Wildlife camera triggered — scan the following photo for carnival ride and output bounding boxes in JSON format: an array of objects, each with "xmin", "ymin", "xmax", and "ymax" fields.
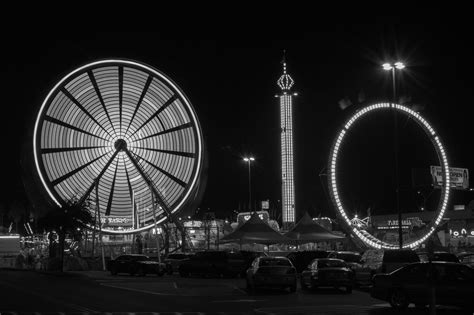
[
  {"xmin": 328, "ymin": 103, "xmax": 450, "ymax": 249},
  {"xmin": 33, "ymin": 59, "xmax": 205, "ymax": 241}
]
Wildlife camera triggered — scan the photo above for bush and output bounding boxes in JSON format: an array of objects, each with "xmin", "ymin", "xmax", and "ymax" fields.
[
  {"xmin": 45, "ymin": 257, "xmax": 62, "ymax": 271},
  {"xmin": 63, "ymin": 256, "xmax": 88, "ymax": 271},
  {"xmin": 14, "ymin": 254, "xmax": 26, "ymax": 269}
]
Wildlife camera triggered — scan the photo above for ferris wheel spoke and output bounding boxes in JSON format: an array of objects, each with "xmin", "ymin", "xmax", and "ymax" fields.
[
  {"xmin": 88, "ymin": 70, "xmax": 118, "ymax": 136},
  {"xmin": 78, "ymin": 149, "xmax": 121, "ymax": 204},
  {"xmin": 136, "ymin": 147, "xmax": 196, "ymax": 158},
  {"xmin": 124, "ymin": 148, "xmax": 172, "ymax": 211},
  {"xmin": 60, "ymin": 88, "xmax": 114, "ymax": 139},
  {"xmin": 136, "ymin": 153, "xmax": 186, "ymax": 187},
  {"xmin": 44, "ymin": 116, "xmax": 109, "ymax": 141},
  {"xmin": 128, "ymin": 94, "xmax": 178, "ymax": 139},
  {"xmin": 137, "ymin": 122, "xmax": 193, "ymax": 142},
  {"xmin": 105, "ymin": 158, "xmax": 120, "ymax": 216},
  {"xmin": 119, "ymin": 66, "xmax": 123, "ymax": 137},
  {"xmin": 41, "ymin": 146, "xmax": 107, "ymax": 154},
  {"xmin": 51, "ymin": 151, "xmax": 109, "ymax": 186},
  {"xmin": 124, "ymin": 75, "xmax": 153, "ymax": 136},
  {"xmin": 123, "ymin": 158, "xmax": 134, "ymax": 202}
]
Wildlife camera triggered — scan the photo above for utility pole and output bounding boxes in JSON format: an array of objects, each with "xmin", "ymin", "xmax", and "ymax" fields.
[
  {"xmin": 383, "ymin": 62, "xmax": 405, "ymax": 249},
  {"xmin": 150, "ymin": 190, "xmax": 161, "ymax": 263},
  {"xmin": 95, "ymin": 178, "xmax": 106, "ymax": 271}
]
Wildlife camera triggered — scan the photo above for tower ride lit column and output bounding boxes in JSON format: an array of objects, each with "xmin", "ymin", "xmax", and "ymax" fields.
[{"xmin": 276, "ymin": 54, "xmax": 297, "ymax": 230}]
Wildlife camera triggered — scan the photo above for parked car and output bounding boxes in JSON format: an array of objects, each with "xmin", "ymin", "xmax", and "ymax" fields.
[
  {"xmin": 300, "ymin": 258, "xmax": 354, "ymax": 293},
  {"xmin": 163, "ymin": 253, "xmax": 194, "ymax": 274},
  {"xmin": 286, "ymin": 250, "xmax": 329, "ymax": 273},
  {"xmin": 371, "ymin": 262, "xmax": 474, "ymax": 310},
  {"xmin": 417, "ymin": 251, "xmax": 460, "ymax": 263},
  {"xmin": 354, "ymin": 249, "xmax": 420, "ymax": 286},
  {"xmin": 237, "ymin": 250, "xmax": 268, "ymax": 277},
  {"xmin": 327, "ymin": 251, "xmax": 362, "ymax": 270},
  {"xmin": 457, "ymin": 251, "xmax": 474, "ymax": 268},
  {"xmin": 178, "ymin": 250, "xmax": 246, "ymax": 278},
  {"xmin": 246, "ymin": 256, "xmax": 297, "ymax": 294},
  {"xmin": 107, "ymin": 254, "xmax": 167, "ymax": 276}
]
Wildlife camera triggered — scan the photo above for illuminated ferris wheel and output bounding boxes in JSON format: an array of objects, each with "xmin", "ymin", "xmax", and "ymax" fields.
[{"xmin": 33, "ymin": 59, "xmax": 204, "ymax": 234}]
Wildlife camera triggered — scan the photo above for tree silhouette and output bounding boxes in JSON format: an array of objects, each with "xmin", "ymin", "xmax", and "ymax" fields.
[{"xmin": 38, "ymin": 196, "xmax": 95, "ymax": 271}]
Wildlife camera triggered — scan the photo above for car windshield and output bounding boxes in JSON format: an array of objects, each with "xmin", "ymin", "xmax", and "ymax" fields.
[
  {"xmin": 337, "ymin": 253, "xmax": 361, "ymax": 263},
  {"xmin": 195, "ymin": 251, "xmax": 227, "ymax": 259},
  {"xmin": 131, "ymin": 256, "xmax": 150, "ymax": 261},
  {"xmin": 433, "ymin": 253, "xmax": 459, "ymax": 262},
  {"xmin": 167, "ymin": 254, "xmax": 187, "ymax": 259},
  {"xmin": 259, "ymin": 258, "xmax": 291, "ymax": 267},
  {"xmin": 318, "ymin": 259, "xmax": 346, "ymax": 268},
  {"xmin": 383, "ymin": 250, "xmax": 419, "ymax": 263}
]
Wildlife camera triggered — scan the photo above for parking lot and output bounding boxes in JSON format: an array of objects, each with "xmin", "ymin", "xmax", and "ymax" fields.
[{"xmin": 1, "ymin": 269, "xmax": 473, "ymax": 314}]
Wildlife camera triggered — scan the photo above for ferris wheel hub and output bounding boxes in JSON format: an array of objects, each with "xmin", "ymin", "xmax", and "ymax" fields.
[{"xmin": 114, "ymin": 139, "xmax": 127, "ymax": 151}]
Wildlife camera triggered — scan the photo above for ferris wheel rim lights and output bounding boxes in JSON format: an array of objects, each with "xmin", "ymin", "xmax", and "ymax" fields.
[
  {"xmin": 328, "ymin": 102, "xmax": 450, "ymax": 249},
  {"xmin": 33, "ymin": 59, "xmax": 204, "ymax": 234}
]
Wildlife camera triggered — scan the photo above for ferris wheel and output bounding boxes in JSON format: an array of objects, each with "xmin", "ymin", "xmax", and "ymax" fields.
[{"xmin": 33, "ymin": 59, "xmax": 204, "ymax": 234}]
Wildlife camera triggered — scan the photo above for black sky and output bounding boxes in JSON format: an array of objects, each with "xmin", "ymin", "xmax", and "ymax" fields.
[{"xmin": 2, "ymin": 16, "xmax": 474, "ymax": 222}]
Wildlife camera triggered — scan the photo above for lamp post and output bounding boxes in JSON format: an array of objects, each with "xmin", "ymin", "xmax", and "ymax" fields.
[
  {"xmin": 383, "ymin": 61, "xmax": 405, "ymax": 249},
  {"xmin": 243, "ymin": 157, "xmax": 255, "ymax": 212}
]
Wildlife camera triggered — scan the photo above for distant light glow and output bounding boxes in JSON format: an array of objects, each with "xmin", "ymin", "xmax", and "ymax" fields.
[
  {"xmin": 328, "ymin": 103, "xmax": 450, "ymax": 249},
  {"xmin": 382, "ymin": 63, "xmax": 393, "ymax": 70}
]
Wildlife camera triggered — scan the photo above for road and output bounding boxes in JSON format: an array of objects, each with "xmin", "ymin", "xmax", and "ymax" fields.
[{"xmin": 0, "ymin": 269, "xmax": 470, "ymax": 314}]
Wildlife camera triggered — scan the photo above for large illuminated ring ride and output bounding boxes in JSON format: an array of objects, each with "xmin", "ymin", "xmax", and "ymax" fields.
[
  {"xmin": 33, "ymin": 59, "xmax": 204, "ymax": 234},
  {"xmin": 328, "ymin": 103, "xmax": 450, "ymax": 249}
]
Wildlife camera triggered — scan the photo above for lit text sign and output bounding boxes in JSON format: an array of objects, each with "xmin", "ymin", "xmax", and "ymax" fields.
[
  {"xmin": 431, "ymin": 166, "xmax": 469, "ymax": 190},
  {"xmin": 376, "ymin": 217, "xmax": 423, "ymax": 230},
  {"xmin": 100, "ymin": 217, "xmax": 132, "ymax": 225}
]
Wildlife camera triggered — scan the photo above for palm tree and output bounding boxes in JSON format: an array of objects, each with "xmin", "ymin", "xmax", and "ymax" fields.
[{"xmin": 38, "ymin": 196, "xmax": 95, "ymax": 271}]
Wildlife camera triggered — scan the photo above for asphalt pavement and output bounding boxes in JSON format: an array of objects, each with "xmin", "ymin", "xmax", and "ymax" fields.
[{"xmin": 0, "ymin": 269, "xmax": 471, "ymax": 315}]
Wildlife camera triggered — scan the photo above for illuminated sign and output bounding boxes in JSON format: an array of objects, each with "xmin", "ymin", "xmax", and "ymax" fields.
[
  {"xmin": 376, "ymin": 217, "xmax": 423, "ymax": 230},
  {"xmin": 101, "ymin": 216, "xmax": 132, "ymax": 225},
  {"xmin": 431, "ymin": 166, "xmax": 469, "ymax": 190},
  {"xmin": 449, "ymin": 228, "xmax": 474, "ymax": 237},
  {"xmin": 237, "ymin": 211, "xmax": 269, "ymax": 224},
  {"xmin": 0, "ymin": 235, "xmax": 20, "ymax": 254}
]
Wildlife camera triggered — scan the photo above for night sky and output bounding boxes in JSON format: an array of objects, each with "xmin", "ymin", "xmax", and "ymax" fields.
[{"xmin": 2, "ymin": 17, "xmax": 474, "ymax": 223}]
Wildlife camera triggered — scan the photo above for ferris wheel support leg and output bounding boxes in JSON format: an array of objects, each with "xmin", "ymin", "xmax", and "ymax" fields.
[{"xmin": 124, "ymin": 148, "xmax": 192, "ymax": 251}]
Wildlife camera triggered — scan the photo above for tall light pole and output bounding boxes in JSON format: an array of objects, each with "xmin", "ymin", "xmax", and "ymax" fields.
[
  {"xmin": 383, "ymin": 61, "xmax": 405, "ymax": 249},
  {"xmin": 243, "ymin": 157, "xmax": 255, "ymax": 212}
]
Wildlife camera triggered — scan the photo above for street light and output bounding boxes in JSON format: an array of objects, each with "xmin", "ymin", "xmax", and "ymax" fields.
[
  {"xmin": 382, "ymin": 62, "xmax": 405, "ymax": 101},
  {"xmin": 383, "ymin": 61, "xmax": 405, "ymax": 249},
  {"xmin": 243, "ymin": 157, "xmax": 255, "ymax": 212}
]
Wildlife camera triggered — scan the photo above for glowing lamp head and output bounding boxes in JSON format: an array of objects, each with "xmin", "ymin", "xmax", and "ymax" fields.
[
  {"xmin": 243, "ymin": 157, "xmax": 255, "ymax": 162},
  {"xmin": 395, "ymin": 62, "xmax": 405, "ymax": 69},
  {"xmin": 382, "ymin": 63, "xmax": 393, "ymax": 71}
]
